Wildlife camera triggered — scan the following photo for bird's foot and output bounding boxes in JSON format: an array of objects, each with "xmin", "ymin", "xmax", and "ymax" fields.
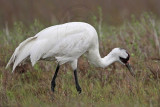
[
  {"xmin": 51, "ymin": 81, "xmax": 56, "ymax": 92},
  {"xmin": 76, "ymin": 85, "xmax": 82, "ymax": 94}
]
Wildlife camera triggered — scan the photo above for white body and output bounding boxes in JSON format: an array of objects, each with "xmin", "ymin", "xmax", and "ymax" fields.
[{"xmin": 6, "ymin": 22, "xmax": 129, "ymax": 72}]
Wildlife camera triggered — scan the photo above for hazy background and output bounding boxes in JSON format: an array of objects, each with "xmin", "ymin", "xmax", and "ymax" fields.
[
  {"xmin": 0, "ymin": 0, "xmax": 160, "ymax": 28},
  {"xmin": 1, "ymin": 0, "xmax": 160, "ymax": 106}
]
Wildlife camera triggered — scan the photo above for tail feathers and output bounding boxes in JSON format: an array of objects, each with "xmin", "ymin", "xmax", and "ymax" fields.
[
  {"xmin": 12, "ymin": 49, "xmax": 30, "ymax": 72},
  {"xmin": 6, "ymin": 36, "xmax": 37, "ymax": 72},
  {"xmin": 5, "ymin": 45, "xmax": 21, "ymax": 69},
  {"xmin": 5, "ymin": 50, "xmax": 16, "ymax": 69}
]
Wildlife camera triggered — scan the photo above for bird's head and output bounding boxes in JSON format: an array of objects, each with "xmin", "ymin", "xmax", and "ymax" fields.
[{"xmin": 111, "ymin": 48, "xmax": 135, "ymax": 77}]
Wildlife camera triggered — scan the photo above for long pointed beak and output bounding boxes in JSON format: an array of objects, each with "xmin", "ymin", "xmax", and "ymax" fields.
[{"xmin": 125, "ymin": 62, "xmax": 135, "ymax": 77}]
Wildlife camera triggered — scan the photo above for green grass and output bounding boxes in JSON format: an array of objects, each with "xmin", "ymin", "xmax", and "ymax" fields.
[{"xmin": 0, "ymin": 14, "xmax": 160, "ymax": 107}]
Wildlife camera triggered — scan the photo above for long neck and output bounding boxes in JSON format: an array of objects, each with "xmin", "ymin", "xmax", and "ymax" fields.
[{"xmin": 88, "ymin": 49, "xmax": 116, "ymax": 68}]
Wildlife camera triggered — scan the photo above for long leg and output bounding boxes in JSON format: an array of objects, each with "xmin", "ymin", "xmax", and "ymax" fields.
[
  {"xmin": 74, "ymin": 69, "xmax": 82, "ymax": 94},
  {"xmin": 71, "ymin": 60, "xmax": 81, "ymax": 94},
  {"xmin": 51, "ymin": 64, "xmax": 60, "ymax": 92}
]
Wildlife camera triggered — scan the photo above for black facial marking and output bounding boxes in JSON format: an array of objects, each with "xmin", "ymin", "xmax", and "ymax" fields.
[{"xmin": 119, "ymin": 52, "xmax": 130, "ymax": 64}]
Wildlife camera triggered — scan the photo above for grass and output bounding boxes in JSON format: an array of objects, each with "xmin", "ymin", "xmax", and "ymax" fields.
[{"xmin": 0, "ymin": 14, "xmax": 160, "ymax": 107}]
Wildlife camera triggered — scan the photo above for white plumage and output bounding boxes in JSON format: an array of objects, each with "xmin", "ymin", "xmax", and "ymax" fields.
[{"xmin": 6, "ymin": 22, "xmax": 133, "ymax": 74}]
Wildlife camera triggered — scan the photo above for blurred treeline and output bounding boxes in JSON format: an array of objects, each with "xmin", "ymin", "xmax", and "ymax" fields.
[{"xmin": 0, "ymin": 0, "xmax": 160, "ymax": 28}]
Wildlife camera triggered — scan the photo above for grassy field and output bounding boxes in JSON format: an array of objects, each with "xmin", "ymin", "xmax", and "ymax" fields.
[{"xmin": 0, "ymin": 14, "xmax": 160, "ymax": 107}]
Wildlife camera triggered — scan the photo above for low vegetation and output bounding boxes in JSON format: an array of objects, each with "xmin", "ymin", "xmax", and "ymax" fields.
[{"xmin": 0, "ymin": 13, "xmax": 160, "ymax": 107}]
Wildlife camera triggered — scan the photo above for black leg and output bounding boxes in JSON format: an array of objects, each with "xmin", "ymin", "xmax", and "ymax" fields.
[
  {"xmin": 74, "ymin": 69, "xmax": 82, "ymax": 94},
  {"xmin": 51, "ymin": 64, "xmax": 60, "ymax": 92}
]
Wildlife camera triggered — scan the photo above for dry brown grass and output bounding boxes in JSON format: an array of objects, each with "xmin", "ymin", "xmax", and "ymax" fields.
[{"xmin": 0, "ymin": 13, "xmax": 160, "ymax": 106}]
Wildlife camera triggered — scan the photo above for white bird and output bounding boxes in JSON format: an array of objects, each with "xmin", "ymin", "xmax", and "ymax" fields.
[{"xmin": 6, "ymin": 22, "xmax": 135, "ymax": 93}]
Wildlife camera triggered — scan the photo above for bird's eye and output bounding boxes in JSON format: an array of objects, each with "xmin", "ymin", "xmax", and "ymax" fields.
[
  {"xmin": 119, "ymin": 52, "xmax": 130, "ymax": 64},
  {"xmin": 119, "ymin": 56, "xmax": 129, "ymax": 64}
]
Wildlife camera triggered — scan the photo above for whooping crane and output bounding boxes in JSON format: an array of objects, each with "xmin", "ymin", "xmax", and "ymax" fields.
[{"xmin": 6, "ymin": 22, "xmax": 135, "ymax": 93}]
